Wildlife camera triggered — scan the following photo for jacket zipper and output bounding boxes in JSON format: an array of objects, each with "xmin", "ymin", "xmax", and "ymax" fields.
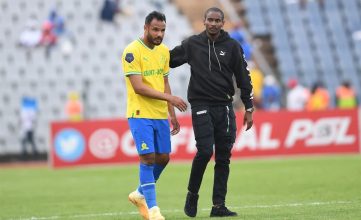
[
  {"xmin": 208, "ymin": 39, "xmax": 211, "ymax": 71},
  {"xmin": 226, "ymin": 106, "xmax": 230, "ymax": 133},
  {"xmin": 208, "ymin": 40, "xmax": 222, "ymax": 71},
  {"xmin": 213, "ymin": 41, "xmax": 222, "ymax": 71}
]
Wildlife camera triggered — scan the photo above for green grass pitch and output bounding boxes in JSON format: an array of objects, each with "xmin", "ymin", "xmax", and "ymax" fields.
[{"xmin": 0, "ymin": 155, "xmax": 360, "ymax": 220}]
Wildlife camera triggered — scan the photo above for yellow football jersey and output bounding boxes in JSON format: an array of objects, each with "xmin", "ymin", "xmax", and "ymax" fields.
[{"xmin": 122, "ymin": 39, "xmax": 170, "ymax": 119}]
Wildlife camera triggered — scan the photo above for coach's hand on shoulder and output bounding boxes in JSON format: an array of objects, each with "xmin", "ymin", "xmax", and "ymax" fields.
[
  {"xmin": 243, "ymin": 111, "xmax": 253, "ymax": 131},
  {"xmin": 169, "ymin": 96, "xmax": 187, "ymax": 112}
]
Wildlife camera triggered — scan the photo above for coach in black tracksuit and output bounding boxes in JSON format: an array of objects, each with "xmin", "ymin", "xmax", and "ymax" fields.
[{"xmin": 170, "ymin": 7, "xmax": 254, "ymax": 218}]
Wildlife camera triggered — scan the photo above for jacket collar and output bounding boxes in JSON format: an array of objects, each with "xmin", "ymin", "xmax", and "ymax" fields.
[{"xmin": 199, "ymin": 29, "xmax": 230, "ymax": 43}]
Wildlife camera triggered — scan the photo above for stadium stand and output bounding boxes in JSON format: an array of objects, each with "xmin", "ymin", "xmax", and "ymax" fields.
[
  {"xmin": 2, "ymin": 0, "xmax": 360, "ymax": 158},
  {"xmin": 242, "ymin": 0, "xmax": 361, "ymax": 104},
  {"xmin": 0, "ymin": 0, "xmax": 192, "ymax": 155}
]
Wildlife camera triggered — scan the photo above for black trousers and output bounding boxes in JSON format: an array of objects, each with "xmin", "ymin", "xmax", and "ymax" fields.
[{"xmin": 188, "ymin": 104, "xmax": 237, "ymax": 205}]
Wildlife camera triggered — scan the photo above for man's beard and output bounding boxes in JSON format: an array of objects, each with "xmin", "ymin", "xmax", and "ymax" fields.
[{"xmin": 147, "ymin": 34, "xmax": 162, "ymax": 46}]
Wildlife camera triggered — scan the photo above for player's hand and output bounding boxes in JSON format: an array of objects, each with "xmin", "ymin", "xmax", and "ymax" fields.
[
  {"xmin": 170, "ymin": 117, "xmax": 180, "ymax": 135},
  {"xmin": 169, "ymin": 96, "xmax": 187, "ymax": 112},
  {"xmin": 243, "ymin": 111, "xmax": 253, "ymax": 131}
]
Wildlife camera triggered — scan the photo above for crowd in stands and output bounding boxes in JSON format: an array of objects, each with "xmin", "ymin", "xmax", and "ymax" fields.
[
  {"xmin": 18, "ymin": 7, "xmax": 74, "ymax": 59},
  {"xmin": 15, "ymin": 1, "xmax": 359, "ymax": 118},
  {"xmin": 248, "ymin": 74, "xmax": 358, "ymax": 112},
  {"xmin": 228, "ymin": 19, "xmax": 358, "ymax": 112}
]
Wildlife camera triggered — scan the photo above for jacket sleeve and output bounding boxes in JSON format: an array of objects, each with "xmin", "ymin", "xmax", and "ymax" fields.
[
  {"xmin": 232, "ymin": 45, "xmax": 254, "ymax": 109},
  {"xmin": 169, "ymin": 39, "xmax": 189, "ymax": 68}
]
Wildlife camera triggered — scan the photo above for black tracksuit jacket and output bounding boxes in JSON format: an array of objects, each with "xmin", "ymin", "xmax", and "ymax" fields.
[{"xmin": 170, "ymin": 30, "xmax": 253, "ymax": 109}]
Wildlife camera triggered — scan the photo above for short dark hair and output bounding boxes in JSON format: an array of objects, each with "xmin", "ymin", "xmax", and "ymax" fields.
[
  {"xmin": 204, "ymin": 7, "xmax": 224, "ymax": 20},
  {"xmin": 145, "ymin": 11, "xmax": 166, "ymax": 24}
]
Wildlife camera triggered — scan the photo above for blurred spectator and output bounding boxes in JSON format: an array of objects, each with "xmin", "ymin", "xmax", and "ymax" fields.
[
  {"xmin": 248, "ymin": 61, "xmax": 264, "ymax": 109},
  {"xmin": 18, "ymin": 18, "xmax": 41, "ymax": 48},
  {"xmin": 47, "ymin": 8, "xmax": 76, "ymax": 57},
  {"xmin": 20, "ymin": 96, "xmax": 38, "ymax": 158},
  {"xmin": 18, "ymin": 18, "xmax": 41, "ymax": 60},
  {"xmin": 336, "ymin": 81, "xmax": 357, "ymax": 109},
  {"xmin": 48, "ymin": 8, "xmax": 66, "ymax": 37},
  {"xmin": 286, "ymin": 78, "xmax": 310, "ymax": 111},
  {"xmin": 65, "ymin": 91, "xmax": 83, "ymax": 122},
  {"xmin": 39, "ymin": 21, "xmax": 57, "ymax": 58},
  {"xmin": 229, "ymin": 22, "xmax": 252, "ymax": 61},
  {"xmin": 261, "ymin": 75, "xmax": 281, "ymax": 110},
  {"xmin": 306, "ymin": 82, "xmax": 330, "ymax": 110},
  {"xmin": 100, "ymin": 0, "xmax": 121, "ymax": 23}
]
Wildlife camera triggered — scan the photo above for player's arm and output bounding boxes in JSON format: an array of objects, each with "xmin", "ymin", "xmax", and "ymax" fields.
[
  {"xmin": 128, "ymin": 75, "xmax": 187, "ymax": 112},
  {"xmin": 164, "ymin": 76, "xmax": 180, "ymax": 135}
]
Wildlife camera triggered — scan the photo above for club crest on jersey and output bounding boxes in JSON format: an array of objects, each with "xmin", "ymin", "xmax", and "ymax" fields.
[
  {"xmin": 141, "ymin": 142, "xmax": 149, "ymax": 151},
  {"xmin": 125, "ymin": 53, "xmax": 134, "ymax": 63}
]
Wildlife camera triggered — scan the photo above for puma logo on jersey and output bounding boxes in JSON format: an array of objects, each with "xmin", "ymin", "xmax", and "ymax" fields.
[{"xmin": 220, "ymin": 51, "xmax": 226, "ymax": 56}]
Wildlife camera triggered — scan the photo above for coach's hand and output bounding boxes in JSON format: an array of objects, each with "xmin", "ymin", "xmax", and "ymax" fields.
[
  {"xmin": 170, "ymin": 116, "xmax": 180, "ymax": 135},
  {"xmin": 243, "ymin": 111, "xmax": 253, "ymax": 131},
  {"xmin": 169, "ymin": 96, "xmax": 187, "ymax": 112}
]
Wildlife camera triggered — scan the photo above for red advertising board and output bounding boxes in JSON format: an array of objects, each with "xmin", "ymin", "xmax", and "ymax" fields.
[{"xmin": 50, "ymin": 109, "xmax": 360, "ymax": 168}]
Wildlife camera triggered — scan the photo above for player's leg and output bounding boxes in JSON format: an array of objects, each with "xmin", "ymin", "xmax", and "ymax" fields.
[
  {"xmin": 153, "ymin": 119, "xmax": 171, "ymax": 181},
  {"xmin": 144, "ymin": 119, "xmax": 171, "ymax": 220},
  {"xmin": 139, "ymin": 153, "xmax": 157, "ymax": 208},
  {"xmin": 138, "ymin": 119, "xmax": 171, "ymax": 196},
  {"xmin": 185, "ymin": 105, "xmax": 215, "ymax": 217},
  {"xmin": 211, "ymin": 105, "xmax": 237, "ymax": 217},
  {"xmin": 145, "ymin": 154, "xmax": 167, "ymax": 220},
  {"xmin": 128, "ymin": 118, "xmax": 157, "ymax": 220}
]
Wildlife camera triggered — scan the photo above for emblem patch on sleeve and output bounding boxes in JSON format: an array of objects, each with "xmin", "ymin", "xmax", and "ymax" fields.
[{"xmin": 125, "ymin": 53, "xmax": 134, "ymax": 63}]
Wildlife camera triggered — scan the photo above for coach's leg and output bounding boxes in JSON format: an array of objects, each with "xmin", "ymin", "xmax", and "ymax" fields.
[
  {"xmin": 185, "ymin": 106, "xmax": 214, "ymax": 217},
  {"xmin": 212, "ymin": 105, "xmax": 236, "ymax": 205},
  {"xmin": 210, "ymin": 105, "xmax": 237, "ymax": 217},
  {"xmin": 188, "ymin": 106, "xmax": 214, "ymax": 194},
  {"xmin": 184, "ymin": 142, "xmax": 214, "ymax": 217},
  {"xmin": 213, "ymin": 142, "xmax": 232, "ymax": 205},
  {"xmin": 188, "ymin": 144, "xmax": 214, "ymax": 193}
]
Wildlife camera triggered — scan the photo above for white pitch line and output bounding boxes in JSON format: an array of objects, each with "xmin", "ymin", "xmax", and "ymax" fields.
[{"xmin": 9, "ymin": 201, "xmax": 354, "ymax": 220}]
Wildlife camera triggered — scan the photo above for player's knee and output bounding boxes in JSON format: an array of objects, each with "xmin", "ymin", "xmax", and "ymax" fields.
[
  {"xmin": 155, "ymin": 154, "xmax": 170, "ymax": 166},
  {"xmin": 140, "ymin": 153, "xmax": 155, "ymax": 165}
]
